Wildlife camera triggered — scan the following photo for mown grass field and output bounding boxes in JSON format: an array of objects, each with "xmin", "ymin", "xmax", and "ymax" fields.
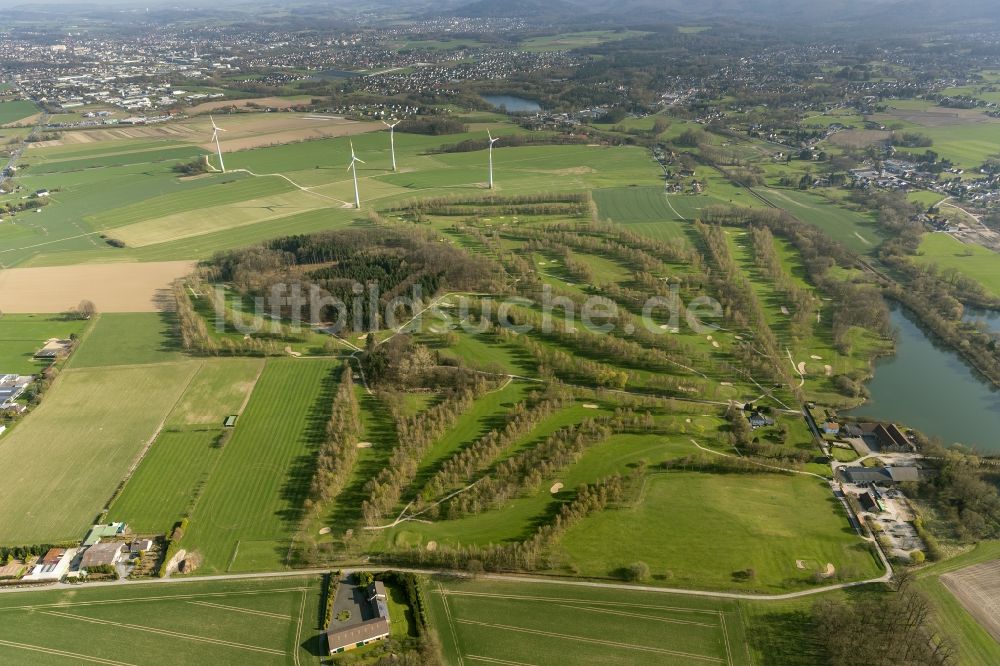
[
  {"xmin": 0, "ymin": 362, "xmax": 199, "ymax": 543},
  {"xmin": 557, "ymin": 473, "xmax": 883, "ymax": 593},
  {"xmin": 426, "ymin": 576, "xmax": 751, "ymax": 666},
  {"xmin": 0, "ymin": 313, "xmax": 87, "ymax": 374},
  {"xmin": 914, "ymin": 232, "xmax": 1000, "ymax": 299},
  {"xmin": 0, "ymin": 574, "xmax": 324, "ymax": 664},
  {"xmin": 183, "ymin": 358, "xmax": 339, "ymax": 573}
]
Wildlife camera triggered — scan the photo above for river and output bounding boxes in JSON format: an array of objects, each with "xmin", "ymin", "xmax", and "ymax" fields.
[
  {"xmin": 845, "ymin": 306, "xmax": 1000, "ymax": 453},
  {"xmin": 964, "ymin": 307, "xmax": 1000, "ymax": 335},
  {"xmin": 482, "ymin": 95, "xmax": 542, "ymax": 113}
]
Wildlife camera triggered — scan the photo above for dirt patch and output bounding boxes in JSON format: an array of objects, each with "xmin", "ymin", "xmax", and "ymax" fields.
[
  {"xmin": 882, "ymin": 106, "xmax": 997, "ymax": 127},
  {"xmin": 0, "ymin": 260, "xmax": 195, "ymax": 313},
  {"xmin": 828, "ymin": 129, "xmax": 891, "ymax": 149},
  {"xmin": 940, "ymin": 559, "xmax": 1000, "ymax": 643},
  {"xmin": 550, "ymin": 482, "xmax": 564, "ymax": 494},
  {"xmin": 550, "ymin": 166, "xmax": 596, "ymax": 176}
]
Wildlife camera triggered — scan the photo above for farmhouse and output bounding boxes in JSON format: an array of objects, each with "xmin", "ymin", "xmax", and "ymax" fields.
[
  {"xmin": 822, "ymin": 422, "xmax": 841, "ymax": 436},
  {"xmin": 130, "ymin": 538, "xmax": 154, "ymax": 555},
  {"xmin": 326, "ymin": 581, "xmax": 392, "ymax": 655},
  {"xmin": 0, "ymin": 374, "xmax": 32, "ymax": 406},
  {"xmin": 22, "ymin": 547, "xmax": 77, "ymax": 581},
  {"xmin": 842, "ymin": 466, "xmax": 922, "ymax": 486},
  {"xmin": 872, "ymin": 423, "xmax": 915, "ymax": 453},
  {"xmin": 80, "ymin": 542, "xmax": 128, "ymax": 571}
]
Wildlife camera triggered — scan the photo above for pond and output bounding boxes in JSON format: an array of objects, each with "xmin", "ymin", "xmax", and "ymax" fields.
[
  {"xmin": 845, "ymin": 306, "xmax": 1000, "ymax": 453},
  {"xmin": 482, "ymin": 95, "xmax": 542, "ymax": 113}
]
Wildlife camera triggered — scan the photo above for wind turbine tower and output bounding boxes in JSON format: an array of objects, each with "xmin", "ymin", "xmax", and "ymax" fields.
[
  {"xmin": 487, "ymin": 130, "xmax": 500, "ymax": 190},
  {"xmin": 348, "ymin": 140, "xmax": 366, "ymax": 209},
  {"xmin": 383, "ymin": 119, "xmax": 400, "ymax": 171},
  {"xmin": 210, "ymin": 115, "xmax": 227, "ymax": 173}
]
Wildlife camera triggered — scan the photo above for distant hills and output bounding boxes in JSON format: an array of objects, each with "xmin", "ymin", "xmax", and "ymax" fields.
[{"xmin": 444, "ymin": 0, "xmax": 999, "ymax": 31}]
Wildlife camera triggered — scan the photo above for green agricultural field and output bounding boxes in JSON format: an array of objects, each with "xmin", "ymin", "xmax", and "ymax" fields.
[
  {"xmin": 0, "ymin": 362, "xmax": 200, "ymax": 544},
  {"xmin": 0, "ymin": 99, "xmax": 38, "ymax": 125},
  {"xmin": 756, "ymin": 187, "xmax": 885, "ymax": 254},
  {"xmin": 519, "ymin": 30, "xmax": 650, "ymax": 52},
  {"xmin": 0, "ymin": 574, "xmax": 324, "ymax": 664},
  {"xmin": 914, "ymin": 541, "xmax": 1000, "ymax": 666},
  {"xmin": 914, "ymin": 232, "xmax": 1000, "ymax": 299},
  {"xmin": 182, "ymin": 358, "xmax": 339, "ymax": 573},
  {"xmin": 88, "ymin": 174, "xmax": 293, "ymax": 230},
  {"xmin": 164, "ymin": 357, "xmax": 264, "ymax": 428},
  {"xmin": 426, "ymin": 576, "xmax": 751, "ymax": 666},
  {"xmin": 0, "ymin": 313, "xmax": 87, "ymax": 374},
  {"xmin": 66, "ymin": 312, "xmax": 184, "ymax": 368},
  {"xmin": 107, "ymin": 430, "xmax": 224, "ymax": 534},
  {"xmin": 556, "ymin": 472, "xmax": 883, "ymax": 593},
  {"xmin": 107, "ymin": 358, "xmax": 265, "ymax": 533}
]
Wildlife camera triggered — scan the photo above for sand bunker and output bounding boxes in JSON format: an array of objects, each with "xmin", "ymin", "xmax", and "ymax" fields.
[
  {"xmin": 797, "ymin": 362, "xmax": 807, "ymax": 375},
  {"xmin": 824, "ymin": 365, "xmax": 833, "ymax": 377},
  {"xmin": 426, "ymin": 541, "xmax": 438, "ymax": 552},
  {"xmin": 319, "ymin": 527, "xmax": 332, "ymax": 535},
  {"xmin": 284, "ymin": 346, "xmax": 302, "ymax": 357},
  {"xmin": 582, "ymin": 403, "xmax": 599, "ymax": 409},
  {"xmin": 356, "ymin": 441, "xmax": 373, "ymax": 448},
  {"xmin": 550, "ymin": 482, "xmax": 564, "ymax": 494},
  {"xmin": 810, "ymin": 355, "xmax": 822, "ymax": 360}
]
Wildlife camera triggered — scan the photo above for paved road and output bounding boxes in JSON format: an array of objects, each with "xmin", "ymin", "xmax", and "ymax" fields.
[{"xmin": 0, "ymin": 561, "xmax": 894, "ymax": 602}]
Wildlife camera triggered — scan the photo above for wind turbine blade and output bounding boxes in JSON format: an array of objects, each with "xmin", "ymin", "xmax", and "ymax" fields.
[{"xmin": 356, "ymin": 158, "xmax": 366, "ymax": 164}]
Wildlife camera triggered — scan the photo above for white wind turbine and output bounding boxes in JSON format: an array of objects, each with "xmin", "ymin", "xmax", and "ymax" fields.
[
  {"xmin": 348, "ymin": 140, "xmax": 365, "ymax": 209},
  {"xmin": 487, "ymin": 130, "xmax": 500, "ymax": 189},
  {"xmin": 210, "ymin": 115, "xmax": 227, "ymax": 173},
  {"xmin": 382, "ymin": 119, "xmax": 400, "ymax": 172}
]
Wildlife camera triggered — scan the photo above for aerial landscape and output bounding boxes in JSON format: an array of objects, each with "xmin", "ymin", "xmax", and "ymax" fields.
[{"xmin": 1, "ymin": 0, "xmax": 1000, "ymax": 664}]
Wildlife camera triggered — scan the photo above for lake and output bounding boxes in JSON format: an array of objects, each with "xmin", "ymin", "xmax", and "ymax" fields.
[
  {"xmin": 845, "ymin": 306, "xmax": 1000, "ymax": 453},
  {"xmin": 964, "ymin": 307, "xmax": 1000, "ymax": 335},
  {"xmin": 482, "ymin": 95, "xmax": 542, "ymax": 113}
]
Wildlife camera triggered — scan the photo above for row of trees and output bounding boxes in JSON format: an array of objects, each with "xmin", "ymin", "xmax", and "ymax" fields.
[
  {"xmin": 814, "ymin": 576, "xmax": 954, "ymax": 665},
  {"xmin": 443, "ymin": 411, "xmax": 650, "ymax": 518},
  {"xmin": 360, "ymin": 380, "xmax": 493, "ymax": 526},
  {"xmin": 305, "ymin": 365, "xmax": 362, "ymax": 513},
  {"xmin": 385, "ymin": 475, "xmax": 626, "ymax": 572},
  {"xmin": 748, "ymin": 225, "xmax": 817, "ymax": 341},
  {"xmin": 694, "ymin": 220, "xmax": 794, "ymax": 391},
  {"xmin": 419, "ymin": 390, "xmax": 573, "ymax": 503}
]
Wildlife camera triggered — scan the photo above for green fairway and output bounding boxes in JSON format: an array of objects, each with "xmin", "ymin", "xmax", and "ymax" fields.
[
  {"xmin": 183, "ymin": 358, "xmax": 339, "ymax": 573},
  {"xmin": 0, "ymin": 574, "xmax": 323, "ymax": 664},
  {"xmin": 0, "ymin": 99, "xmax": 38, "ymax": 125},
  {"xmin": 557, "ymin": 472, "xmax": 883, "ymax": 593},
  {"xmin": 67, "ymin": 312, "xmax": 183, "ymax": 368},
  {"xmin": 914, "ymin": 232, "xmax": 1000, "ymax": 299},
  {"xmin": 0, "ymin": 313, "xmax": 87, "ymax": 374},
  {"xmin": 426, "ymin": 576, "xmax": 751, "ymax": 666},
  {"xmin": 0, "ymin": 362, "xmax": 200, "ymax": 543}
]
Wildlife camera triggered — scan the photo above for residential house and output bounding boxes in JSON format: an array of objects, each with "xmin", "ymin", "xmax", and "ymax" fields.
[{"xmin": 822, "ymin": 422, "xmax": 841, "ymax": 436}]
